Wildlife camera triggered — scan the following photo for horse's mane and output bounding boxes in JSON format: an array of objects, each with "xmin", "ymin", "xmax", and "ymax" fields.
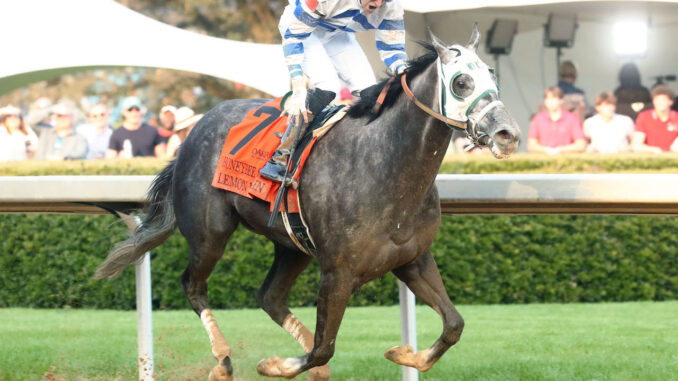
[{"xmin": 347, "ymin": 42, "xmax": 439, "ymax": 122}]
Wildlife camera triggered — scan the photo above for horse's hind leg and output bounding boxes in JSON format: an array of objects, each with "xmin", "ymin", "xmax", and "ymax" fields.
[
  {"xmin": 385, "ymin": 251, "xmax": 464, "ymax": 372},
  {"xmin": 178, "ymin": 204, "xmax": 239, "ymax": 381},
  {"xmin": 255, "ymin": 245, "xmax": 329, "ymax": 381}
]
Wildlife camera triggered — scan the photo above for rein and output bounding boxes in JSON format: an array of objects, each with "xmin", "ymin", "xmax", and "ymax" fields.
[
  {"xmin": 400, "ymin": 73, "xmax": 505, "ymax": 149},
  {"xmin": 400, "ymin": 74, "xmax": 467, "ymax": 130}
]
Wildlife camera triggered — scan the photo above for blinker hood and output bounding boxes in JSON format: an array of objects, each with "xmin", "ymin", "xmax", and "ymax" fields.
[{"xmin": 437, "ymin": 45, "xmax": 499, "ymax": 123}]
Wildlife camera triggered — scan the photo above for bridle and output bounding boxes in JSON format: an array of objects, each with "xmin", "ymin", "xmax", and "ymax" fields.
[
  {"xmin": 374, "ymin": 68, "xmax": 503, "ymax": 150},
  {"xmin": 400, "ymin": 73, "xmax": 503, "ymax": 150}
]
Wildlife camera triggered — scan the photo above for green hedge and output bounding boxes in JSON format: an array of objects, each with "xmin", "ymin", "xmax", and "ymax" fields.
[
  {"xmin": 0, "ymin": 156, "xmax": 677, "ymax": 309},
  {"xmin": 438, "ymin": 153, "xmax": 678, "ymax": 173},
  {"xmin": 1, "ymin": 153, "xmax": 678, "ymax": 176},
  {"xmin": 1, "ymin": 214, "xmax": 675, "ymax": 309}
]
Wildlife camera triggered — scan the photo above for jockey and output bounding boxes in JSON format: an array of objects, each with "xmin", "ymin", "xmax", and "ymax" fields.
[{"xmin": 260, "ymin": 0, "xmax": 409, "ymax": 182}]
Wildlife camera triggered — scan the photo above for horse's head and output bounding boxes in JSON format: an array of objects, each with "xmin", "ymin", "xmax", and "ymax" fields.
[{"xmin": 430, "ymin": 25, "xmax": 521, "ymax": 158}]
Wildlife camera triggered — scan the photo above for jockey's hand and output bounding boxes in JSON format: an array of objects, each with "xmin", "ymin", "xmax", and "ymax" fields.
[
  {"xmin": 285, "ymin": 77, "xmax": 309, "ymax": 125},
  {"xmin": 392, "ymin": 63, "xmax": 408, "ymax": 76}
]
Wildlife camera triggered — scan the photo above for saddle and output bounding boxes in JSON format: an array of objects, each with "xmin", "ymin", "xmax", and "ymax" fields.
[{"xmin": 211, "ymin": 94, "xmax": 347, "ymax": 255}]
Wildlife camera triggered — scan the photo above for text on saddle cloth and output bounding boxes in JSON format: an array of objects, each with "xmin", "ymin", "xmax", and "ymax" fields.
[{"xmin": 211, "ymin": 96, "xmax": 347, "ymax": 213}]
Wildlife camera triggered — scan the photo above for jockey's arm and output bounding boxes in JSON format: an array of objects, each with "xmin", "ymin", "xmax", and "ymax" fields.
[
  {"xmin": 280, "ymin": 1, "xmax": 321, "ymax": 122},
  {"xmin": 375, "ymin": 3, "xmax": 408, "ymax": 75}
]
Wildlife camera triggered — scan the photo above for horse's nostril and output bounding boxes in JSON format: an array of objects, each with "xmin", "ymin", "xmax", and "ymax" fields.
[{"xmin": 494, "ymin": 129, "xmax": 513, "ymax": 143}]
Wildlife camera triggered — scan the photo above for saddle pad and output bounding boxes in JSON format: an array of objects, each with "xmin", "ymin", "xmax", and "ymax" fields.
[{"xmin": 211, "ymin": 97, "xmax": 333, "ymax": 213}]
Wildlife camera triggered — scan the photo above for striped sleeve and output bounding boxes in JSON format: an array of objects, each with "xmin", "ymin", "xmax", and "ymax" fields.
[
  {"xmin": 280, "ymin": 0, "xmax": 320, "ymax": 79},
  {"xmin": 375, "ymin": 2, "xmax": 407, "ymax": 74}
]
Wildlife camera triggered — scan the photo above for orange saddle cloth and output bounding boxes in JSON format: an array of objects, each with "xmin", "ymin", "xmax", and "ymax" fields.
[{"xmin": 211, "ymin": 97, "xmax": 318, "ymax": 213}]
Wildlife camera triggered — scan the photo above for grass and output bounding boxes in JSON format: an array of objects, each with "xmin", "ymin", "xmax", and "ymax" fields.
[{"xmin": 1, "ymin": 302, "xmax": 677, "ymax": 380}]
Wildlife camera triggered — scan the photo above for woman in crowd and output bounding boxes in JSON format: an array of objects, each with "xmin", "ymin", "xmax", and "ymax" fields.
[
  {"xmin": 0, "ymin": 105, "xmax": 39, "ymax": 161},
  {"xmin": 614, "ymin": 62, "xmax": 652, "ymax": 121},
  {"xmin": 165, "ymin": 106, "xmax": 202, "ymax": 158}
]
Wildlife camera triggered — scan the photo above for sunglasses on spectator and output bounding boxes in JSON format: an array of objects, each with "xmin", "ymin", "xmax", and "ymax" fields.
[
  {"xmin": 127, "ymin": 106, "xmax": 141, "ymax": 112},
  {"xmin": 90, "ymin": 113, "xmax": 106, "ymax": 118},
  {"xmin": 56, "ymin": 114, "xmax": 71, "ymax": 118},
  {"xmin": 5, "ymin": 114, "xmax": 20, "ymax": 118}
]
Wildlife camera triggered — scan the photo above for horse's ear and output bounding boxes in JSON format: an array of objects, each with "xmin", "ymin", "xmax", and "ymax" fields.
[
  {"xmin": 428, "ymin": 28, "xmax": 457, "ymax": 64},
  {"xmin": 466, "ymin": 22, "xmax": 481, "ymax": 53}
]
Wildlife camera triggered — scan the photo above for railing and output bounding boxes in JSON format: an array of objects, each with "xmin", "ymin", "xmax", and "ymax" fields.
[{"xmin": 2, "ymin": 174, "xmax": 677, "ymax": 381}]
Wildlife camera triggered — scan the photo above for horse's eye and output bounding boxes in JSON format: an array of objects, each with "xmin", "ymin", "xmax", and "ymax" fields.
[{"xmin": 450, "ymin": 73, "xmax": 475, "ymax": 99}]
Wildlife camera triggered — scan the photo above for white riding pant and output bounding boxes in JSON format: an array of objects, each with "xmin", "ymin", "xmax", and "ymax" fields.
[{"xmin": 300, "ymin": 30, "xmax": 377, "ymax": 94}]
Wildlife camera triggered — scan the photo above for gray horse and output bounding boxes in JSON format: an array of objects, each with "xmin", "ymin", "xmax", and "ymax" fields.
[{"xmin": 95, "ymin": 26, "xmax": 520, "ymax": 380}]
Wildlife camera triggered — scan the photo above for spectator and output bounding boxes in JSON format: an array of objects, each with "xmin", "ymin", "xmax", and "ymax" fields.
[
  {"xmin": 166, "ymin": 106, "xmax": 202, "ymax": 158},
  {"xmin": 528, "ymin": 86, "xmax": 586, "ymax": 154},
  {"xmin": 157, "ymin": 105, "xmax": 176, "ymax": 141},
  {"xmin": 557, "ymin": 60, "xmax": 589, "ymax": 123},
  {"xmin": 0, "ymin": 105, "xmax": 39, "ymax": 161},
  {"xmin": 25, "ymin": 97, "xmax": 54, "ymax": 137},
  {"xmin": 106, "ymin": 96, "xmax": 163, "ymax": 159},
  {"xmin": 583, "ymin": 92, "xmax": 635, "ymax": 153},
  {"xmin": 76, "ymin": 103, "xmax": 113, "ymax": 159},
  {"xmin": 632, "ymin": 85, "xmax": 678, "ymax": 153},
  {"xmin": 155, "ymin": 105, "xmax": 176, "ymax": 158},
  {"xmin": 35, "ymin": 103, "xmax": 88, "ymax": 160},
  {"xmin": 614, "ymin": 62, "xmax": 652, "ymax": 122}
]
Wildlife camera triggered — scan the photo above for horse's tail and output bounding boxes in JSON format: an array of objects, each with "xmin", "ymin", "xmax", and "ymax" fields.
[{"xmin": 94, "ymin": 160, "xmax": 177, "ymax": 279}]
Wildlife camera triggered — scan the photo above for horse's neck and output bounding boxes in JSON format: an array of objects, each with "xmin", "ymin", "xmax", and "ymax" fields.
[{"xmin": 386, "ymin": 62, "xmax": 452, "ymax": 187}]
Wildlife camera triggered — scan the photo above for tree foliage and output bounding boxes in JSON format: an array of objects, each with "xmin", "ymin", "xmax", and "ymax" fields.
[{"xmin": 118, "ymin": 0, "xmax": 284, "ymax": 42}]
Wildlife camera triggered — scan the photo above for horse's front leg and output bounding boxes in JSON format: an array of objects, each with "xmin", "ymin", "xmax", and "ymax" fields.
[
  {"xmin": 256, "ymin": 245, "xmax": 329, "ymax": 381},
  {"xmin": 257, "ymin": 268, "xmax": 353, "ymax": 379},
  {"xmin": 385, "ymin": 251, "xmax": 464, "ymax": 372}
]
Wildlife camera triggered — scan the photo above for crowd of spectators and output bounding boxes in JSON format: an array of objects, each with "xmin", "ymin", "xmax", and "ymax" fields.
[
  {"xmin": 0, "ymin": 96, "xmax": 203, "ymax": 162},
  {"xmin": 3, "ymin": 66, "xmax": 678, "ymax": 162},
  {"xmin": 456, "ymin": 61, "xmax": 678, "ymax": 155}
]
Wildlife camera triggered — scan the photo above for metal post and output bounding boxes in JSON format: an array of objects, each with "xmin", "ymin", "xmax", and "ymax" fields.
[
  {"xmin": 120, "ymin": 214, "xmax": 154, "ymax": 381},
  {"xmin": 398, "ymin": 280, "xmax": 418, "ymax": 381}
]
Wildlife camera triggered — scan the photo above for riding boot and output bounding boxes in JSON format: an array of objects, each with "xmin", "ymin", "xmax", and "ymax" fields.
[
  {"xmin": 260, "ymin": 88, "xmax": 336, "ymax": 183},
  {"xmin": 259, "ymin": 152, "xmax": 289, "ymax": 183}
]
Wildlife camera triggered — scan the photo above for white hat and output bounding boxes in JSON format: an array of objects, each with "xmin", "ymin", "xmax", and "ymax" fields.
[
  {"xmin": 51, "ymin": 103, "xmax": 73, "ymax": 116},
  {"xmin": 0, "ymin": 105, "xmax": 21, "ymax": 116},
  {"xmin": 160, "ymin": 105, "xmax": 177, "ymax": 116},
  {"xmin": 174, "ymin": 107, "xmax": 203, "ymax": 131}
]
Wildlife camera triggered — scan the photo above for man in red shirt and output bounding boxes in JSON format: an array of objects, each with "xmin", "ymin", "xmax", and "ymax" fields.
[
  {"xmin": 632, "ymin": 85, "xmax": 678, "ymax": 153},
  {"xmin": 528, "ymin": 86, "xmax": 586, "ymax": 154}
]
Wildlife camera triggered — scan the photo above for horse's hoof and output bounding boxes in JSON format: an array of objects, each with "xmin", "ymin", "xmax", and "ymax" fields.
[
  {"xmin": 308, "ymin": 364, "xmax": 330, "ymax": 381},
  {"xmin": 384, "ymin": 346, "xmax": 435, "ymax": 372},
  {"xmin": 257, "ymin": 356, "xmax": 302, "ymax": 379},
  {"xmin": 208, "ymin": 364, "xmax": 233, "ymax": 381},
  {"xmin": 384, "ymin": 345, "xmax": 414, "ymax": 364}
]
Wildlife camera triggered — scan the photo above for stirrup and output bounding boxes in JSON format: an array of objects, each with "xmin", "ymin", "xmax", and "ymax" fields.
[{"xmin": 260, "ymin": 160, "xmax": 286, "ymax": 182}]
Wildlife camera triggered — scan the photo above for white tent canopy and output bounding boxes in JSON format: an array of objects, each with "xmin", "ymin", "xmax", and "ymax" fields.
[
  {"xmin": 0, "ymin": 0, "xmax": 290, "ymax": 96},
  {"xmin": 402, "ymin": 0, "xmax": 678, "ymax": 15}
]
